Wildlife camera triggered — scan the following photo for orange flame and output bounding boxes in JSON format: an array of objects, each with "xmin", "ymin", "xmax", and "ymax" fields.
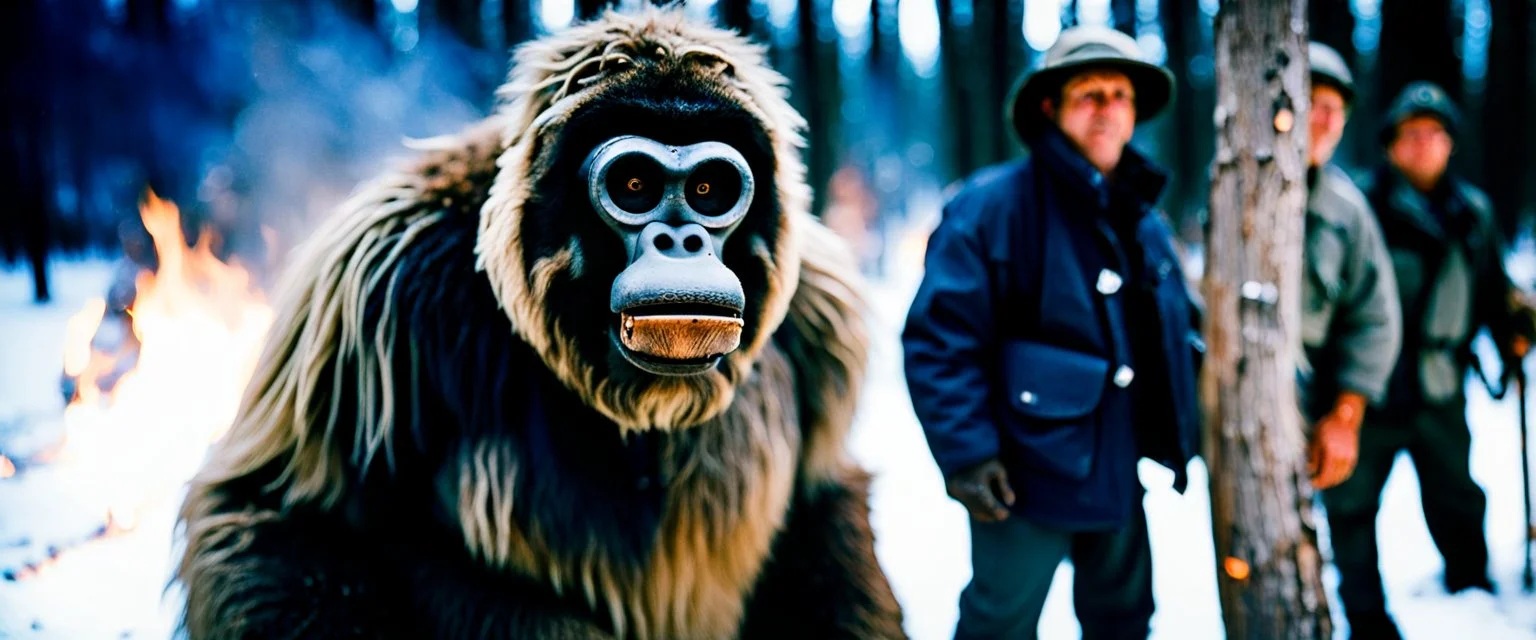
[
  {"xmin": 0, "ymin": 455, "xmax": 14, "ymax": 479},
  {"xmin": 50, "ymin": 188, "xmax": 273, "ymax": 549}
]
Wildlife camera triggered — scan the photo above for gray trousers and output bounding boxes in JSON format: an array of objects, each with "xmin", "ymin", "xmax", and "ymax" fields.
[{"xmin": 954, "ymin": 499, "xmax": 1154, "ymax": 640}]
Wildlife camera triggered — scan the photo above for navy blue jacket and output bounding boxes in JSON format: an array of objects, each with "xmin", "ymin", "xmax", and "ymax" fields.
[{"xmin": 902, "ymin": 128, "xmax": 1203, "ymax": 531}]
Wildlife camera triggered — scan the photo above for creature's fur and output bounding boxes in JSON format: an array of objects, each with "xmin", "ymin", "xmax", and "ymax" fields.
[{"xmin": 175, "ymin": 8, "xmax": 903, "ymax": 639}]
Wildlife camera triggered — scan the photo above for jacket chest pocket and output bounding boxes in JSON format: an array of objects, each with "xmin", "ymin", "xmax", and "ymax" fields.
[
  {"xmin": 995, "ymin": 340, "xmax": 1110, "ymax": 480},
  {"xmin": 1303, "ymin": 225, "xmax": 1348, "ymax": 348}
]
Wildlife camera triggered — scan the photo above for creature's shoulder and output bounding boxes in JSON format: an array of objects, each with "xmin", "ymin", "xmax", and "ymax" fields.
[
  {"xmin": 206, "ymin": 117, "xmax": 517, "ymax": 506},
  {"xmin": 772, "ymin": 214, "xmax": 870, "ymax": 490}
]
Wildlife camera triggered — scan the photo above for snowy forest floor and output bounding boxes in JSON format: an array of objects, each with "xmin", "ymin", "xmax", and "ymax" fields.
[{"xmin": 4, "ymin": 253, "xmax": 1536, "ymax": 639}]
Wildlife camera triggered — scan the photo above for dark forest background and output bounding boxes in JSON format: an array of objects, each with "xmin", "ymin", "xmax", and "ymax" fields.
[{"xmin": 2, "ymin": 0, "xmax": 1533, "ymax": 301}]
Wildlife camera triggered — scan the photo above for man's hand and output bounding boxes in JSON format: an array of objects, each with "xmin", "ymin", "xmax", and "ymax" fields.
[
  {"xmin": 1309, "ymin": 392, "xmax": 1366, "ymax": 489},
  {"xmin": 946, "ymin": 459, "xmax": 1015, "ymax": 522}
]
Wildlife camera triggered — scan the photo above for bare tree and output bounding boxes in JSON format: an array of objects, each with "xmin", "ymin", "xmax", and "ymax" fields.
[
  {"xmin": 718, "ymin": 0, "xmax": 757, "ymax": 38},
  {"xmin": 1, "ymin": 0, "xmax": 53, "ymax": 302},
  {"xmin": 436, "ymin": 0, "xmax": 487, "ymax": 48},
  {"xmin": 578, "ymin": 0, "xmax": 615, "ymax": 21},
  {"xmin": 1483, "ymin": 0, "xmax": 1532, "ymax": 237},
  {"xmin": 1306, "ymin": 0, "xmax": 1370, "ymax": 170},
  {"xmin": 1378, "ymin": 0, "xmax": 1460, "ymax": 102},
  {"xmin": 1160, "ymin": 0, "xmax": 1217, "ymax": 240},
  {"xmin": 795, "ymin": 0, "xmax": 841, "ymax": 218},
  {"xmin": 1202, "ymin": 0, "xmax": 1333, "ymax": 637}
]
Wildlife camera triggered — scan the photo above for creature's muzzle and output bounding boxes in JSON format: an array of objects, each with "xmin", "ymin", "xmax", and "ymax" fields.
[{"xmin": 582, "ymin": 136, "xmax": 754, "ymax": 376}]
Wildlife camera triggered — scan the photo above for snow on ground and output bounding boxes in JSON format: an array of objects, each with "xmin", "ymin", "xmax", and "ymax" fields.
[
  {"xmin": 4, "ymin": 254, "xmax": 1536, "ymax": 639},
  {"xmin": 0, "ymin": 260, "xmax": 185, "ymax": 640}
]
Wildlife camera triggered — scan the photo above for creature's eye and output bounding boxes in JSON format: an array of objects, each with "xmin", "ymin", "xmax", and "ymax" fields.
[
  {"xmin": 604, "ymin": 155, "xmax": 664, "ymax": 214},
  {"xmin": 686, "ymin": 160, "xmax": 743, "ymax": 217}
]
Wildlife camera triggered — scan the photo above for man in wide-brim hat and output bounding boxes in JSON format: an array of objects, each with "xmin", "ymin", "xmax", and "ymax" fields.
[
  {"xmin": 905, "ymin": 25, "xmax": 1202, "ymax": 639},
  {"xmin": 1005, "ymin": 25, "xmax": 1173, "ymax": 150}
]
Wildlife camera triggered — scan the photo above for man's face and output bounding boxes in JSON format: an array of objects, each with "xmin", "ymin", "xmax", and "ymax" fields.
[
  {"xmin": 1388, "ymin": 115, "xmax": 1453, "ymax": 191},
  {"xmin": 1045, "ymin": 70, "xmax": 1137, "ymax": 175},
  {"xmin": 1308, "ymin": 84, "xmax": 1348, "ymax": 167}
]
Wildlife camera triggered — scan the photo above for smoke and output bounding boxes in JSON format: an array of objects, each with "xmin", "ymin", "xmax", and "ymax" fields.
[{"xmin": 60, "ymin": 1, "xmax": 508, "ymax": 284}]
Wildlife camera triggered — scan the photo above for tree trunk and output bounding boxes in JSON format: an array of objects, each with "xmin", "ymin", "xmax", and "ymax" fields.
[
  {"xmin": 1203, "ymin": 1, "xmax": 1332, "ymax": 638},
  {"xmin": 968, "ymin": 0, "xmax": 1007, "ymax": 168},
  {"xmin": 797, "ymin": 0, "xmax": 841, "ymax": 218},
  {"xmin": 1378, "ymin": 0, "xmax": 1460, "ymax": 104},
  {"xmin": 985, "ymin": 0, "xmax": 1025, "ymax": 162},
  {"xmin": 1306, "ymin": 0, "xmax": 1357, "ymax": 167},
  {"xmin": 719, "ymin": 0, "xmax": 757, "ymax": 39},
  {"xmin": 1527, "ymin": 0, "xmax": 1536, "ymax": 236},
  {"xmin": 1306, "ymin": 0, "xmax": 1352, "ymax": 55},
  {"xmin": 1482, "ymin": 0, "xmax": 1530, "ymax": 237},
  {"xmin": 336, "ymin": 0, "xmax": 379, "ymax": 29},
  {"xmin": 935, "ymin": 0, "xmax": 974, "ymax": 182},
  {"xmin": 1, "ymin": 0, "xmax": 52, "ymax": 302},
  {"xmin": 1160, "ymin": 0, "xmax": 1216, "ymax": 240},
  {"xmin": 502, "ymin": 0, "xmax": 531, "ymax": 47},
  {"xmin": 126, "ymin": 0, "xmax": 170, "ymax": 39},
  {"xmin": 436, "ymin": 0, "xmax": 486, "ymax": 48},
  {"xmin": 1112, "ymin": 0, "xmax": 1136, "ymax": 34},
  {"xmin": 959, "ymin": 0, "xmax": 992, "ymax": 174},
  {"xmin": 576, "ymin": 0, "xmax": 613, "ymax": 21}
]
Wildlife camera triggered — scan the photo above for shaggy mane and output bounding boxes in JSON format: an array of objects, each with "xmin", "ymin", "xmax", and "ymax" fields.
[{"xmin": 176, "ymin": 8, "xmax": 874, "ymax": 638}]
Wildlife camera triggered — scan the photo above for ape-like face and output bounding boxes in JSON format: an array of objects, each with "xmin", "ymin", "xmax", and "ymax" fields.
[
  {"xmin": 477, "ymin": 13, "xmax": 806, "ymax": 432},
  {"xmin": 535, "ymin": 73, "xmax": 784, "ymax": 375},
  {"xmin": 582, "ymin": 135, "xmax": 755, "ymax": 376}
]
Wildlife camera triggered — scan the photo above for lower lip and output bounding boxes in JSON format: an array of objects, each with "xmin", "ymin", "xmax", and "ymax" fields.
[{"xmin": 608, "ymin": 329, "xmax": 721, "ymax": 376}]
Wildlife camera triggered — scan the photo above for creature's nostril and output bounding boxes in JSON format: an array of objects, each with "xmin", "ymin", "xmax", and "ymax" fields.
[
  {"xmin": 682, "ymin": 235, "xmax": 704, "ymax": 253},
  {"xmin": 654, "ymin": 234, "xmax": 675, "ymax": 251}
]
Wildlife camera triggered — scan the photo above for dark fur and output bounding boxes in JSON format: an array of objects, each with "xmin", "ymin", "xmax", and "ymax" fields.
[{"xmin": 175, "ymin": 8, "xmax": 903, "ymax": 640}]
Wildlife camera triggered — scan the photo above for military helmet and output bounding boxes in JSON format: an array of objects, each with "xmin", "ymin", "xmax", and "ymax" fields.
[
  {"xmin": 1308, "ymin": 41, "xmax": 1355, "ymax": 104},
  {"xmin": 1005, "ymin": 25, "xmax": 1174, "ymax": 145},
  {"xmin": 1379, "ymin": 81, "xmax": 1462, "ymax": 145}
]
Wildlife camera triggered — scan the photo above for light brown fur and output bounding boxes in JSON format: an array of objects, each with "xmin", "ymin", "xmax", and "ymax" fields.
[{"xmin": 476, "ymin": 8, "xmax": 809, "ymax": 434}]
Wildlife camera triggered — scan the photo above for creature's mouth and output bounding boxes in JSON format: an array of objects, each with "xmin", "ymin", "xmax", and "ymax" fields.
[{"xmin": 612, "ymin": 302, "xmax": 744, "ymax": 376}]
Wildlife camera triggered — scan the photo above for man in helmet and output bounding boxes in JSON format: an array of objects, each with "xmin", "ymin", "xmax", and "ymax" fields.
[
  {"xmin": 903, "ymin": 26, "xmax": 1202, "ymax": 639},
  {"xmin": 1325, "ymin": 80, "xmax": 1536, "ymax": 638}
]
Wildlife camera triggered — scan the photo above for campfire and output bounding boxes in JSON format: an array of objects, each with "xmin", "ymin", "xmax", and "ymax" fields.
[{"xmin": 3, "ymin": 190, "xmax": 273, "ymax": 580}]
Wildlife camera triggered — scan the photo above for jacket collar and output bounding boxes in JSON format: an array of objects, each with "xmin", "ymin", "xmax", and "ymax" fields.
[
  {"xmin": 1374, "ymin": 164, "xmax": 1473, "ymax": 240},
  {"xmin": 1029, "ymin": 124, "xmax": 1168, "ymax": 216},
  {"xmin": 1306, "ymin": 164, "xmax": 1356, "ymax": 228}
]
